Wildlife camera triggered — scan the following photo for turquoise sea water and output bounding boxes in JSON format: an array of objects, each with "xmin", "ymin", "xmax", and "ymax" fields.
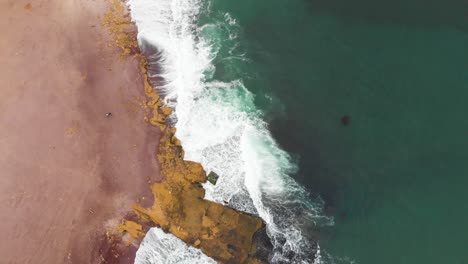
[{"xmin": 201, "ymin": 0, "xmax": 468, "ymax": 263}]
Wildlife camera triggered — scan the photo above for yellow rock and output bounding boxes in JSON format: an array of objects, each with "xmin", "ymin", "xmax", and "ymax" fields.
[
  {"xmin": 133, "ymin": 130, "xmax": 265, "ymax": 263},
  {"xmin": 102, "ymin": 2, "xmax": 267, "ymax": 262},
  {"xmin": 201, "ymin": 215, "xmax": 216, "ymax": 227},
  {"xmin": 170, "ymin": 135, "xmax": 182, "ymax": 146},
  {"xmin": 117, "ymin": 220, "xmax": 144, "ymax": 239},
  {"xmin": 161, "ymin": 105, "xmax": 173, "ymax": 116}
]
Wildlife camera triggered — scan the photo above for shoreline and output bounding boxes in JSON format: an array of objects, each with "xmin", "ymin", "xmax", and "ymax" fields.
[
  {"xmin": 0, "ymin": 0, "xmax": 268, "ymax": 263},
  {"xmin": 0, "ymin": 1, "xmax": 160, "ymax": 263},
  {"xmin": 105, "ymin": 1, "xmax": 270, "ymax": 263}
]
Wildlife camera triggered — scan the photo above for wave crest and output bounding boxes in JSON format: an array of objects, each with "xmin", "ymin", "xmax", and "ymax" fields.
[{"xmin": 128, "ymin": 0, "xmax": 333, "ymax": 262}]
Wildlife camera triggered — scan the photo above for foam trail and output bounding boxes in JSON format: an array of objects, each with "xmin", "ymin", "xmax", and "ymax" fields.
[
  {"xmin": 128, "ymin": 0, "xmax": 333, "ymax": 263},
  {"xmin": 135, "ymin": 228, "xmax": 216, "ymax": 264}
]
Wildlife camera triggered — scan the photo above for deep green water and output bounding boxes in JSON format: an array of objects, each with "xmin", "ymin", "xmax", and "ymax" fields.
[{"xmin": 204, "ymin": 0, "xmax": 468, "ymax": 263}]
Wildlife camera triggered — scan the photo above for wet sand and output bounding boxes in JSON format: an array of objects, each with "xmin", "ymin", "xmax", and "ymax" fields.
[{"xmin": 0, "ymin": 1, "xmax": 161, "ymax": 263}]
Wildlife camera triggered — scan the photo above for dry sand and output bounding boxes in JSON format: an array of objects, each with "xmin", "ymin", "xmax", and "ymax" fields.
[{"xmin": 0, "ymin": 1, "xmax": 161, "ymax": 263}]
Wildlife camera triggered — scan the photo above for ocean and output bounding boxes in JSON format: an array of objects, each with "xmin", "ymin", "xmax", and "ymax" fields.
[{"xmin": 128, "ymin": 0, "xmax": 468, "ymax": 263}]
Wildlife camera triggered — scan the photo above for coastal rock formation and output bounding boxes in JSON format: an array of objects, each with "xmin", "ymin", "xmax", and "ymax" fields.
[
  {"xmin": 133, "ymin": 128, "xmax": 265, "ymax": 263},
  {"xmin": 133, "ymin": 55, "xmax": 268, "ymax": 263},
  {"xmin": 101, "ymin": 0, "xmax": 269, "ymax": 263},
  {"xmin": 207, "ymin": 171, "xmax": 220, "ymax": 185}
]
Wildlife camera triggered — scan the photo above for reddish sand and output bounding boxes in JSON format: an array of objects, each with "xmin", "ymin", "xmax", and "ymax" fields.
[{"xmin": 0, "ymin": 1, "xmax": 161, "ymax": 263}]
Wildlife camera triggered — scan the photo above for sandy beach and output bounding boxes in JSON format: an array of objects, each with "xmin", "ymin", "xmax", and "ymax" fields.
[{"xmin": 0, "ymin": 1, "xmax": 161, "ymax": 263}]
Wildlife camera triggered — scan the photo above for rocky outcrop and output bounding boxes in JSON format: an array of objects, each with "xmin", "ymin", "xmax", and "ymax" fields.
[
  {"xmin": 103, "ymin": 1, "xmax": 270, "ymax": 263},
  {"xmin": 133, "ymin": 128, "xmax": 265, "ymax": 263},
  {"xmin": 134, "ymin": 57, "xmax": 267, "ymax": 263},
  {"xmin": 207, "ymin": 171, "xmax": 220, "ymax": 185}
]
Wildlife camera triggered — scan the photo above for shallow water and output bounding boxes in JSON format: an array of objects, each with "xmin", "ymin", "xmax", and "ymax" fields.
[{"xmin": 131, "ymin": 0, "xmax": 468, "ymax": 263}]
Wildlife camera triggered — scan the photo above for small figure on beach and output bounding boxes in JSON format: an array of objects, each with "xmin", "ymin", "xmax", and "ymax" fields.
[{"xmin": 105, "ymin": 112, "xmax": 112, "ymax": 118}]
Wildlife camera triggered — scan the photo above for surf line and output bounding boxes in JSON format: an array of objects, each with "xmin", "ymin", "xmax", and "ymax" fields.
[{"xmin": 102, "ymin": 0, "xmax": 271, "ymax": 263}]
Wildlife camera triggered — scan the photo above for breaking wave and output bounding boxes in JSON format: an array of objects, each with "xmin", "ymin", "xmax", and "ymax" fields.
[{"xmin": 128, "ymin": 0, "xmax": 333, "ymax": 262}]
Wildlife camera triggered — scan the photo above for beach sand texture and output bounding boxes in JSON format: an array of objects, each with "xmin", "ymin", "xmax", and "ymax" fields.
[
  {"xmin": 0, "ymin": 1, "xmax": 162, "ymax": 263},
  {"xmin": 0, "ymin": 1, "xmax": 268, "ymax": 263}
]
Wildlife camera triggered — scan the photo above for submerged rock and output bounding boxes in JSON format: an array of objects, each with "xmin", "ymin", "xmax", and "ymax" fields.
[
  {"xmin": 251, "ymin": 226, "xmax": 273, "ymax": 263},
  {"xmin": 207, "ymin": 171, "xmax": 220, "ymax": 185}
]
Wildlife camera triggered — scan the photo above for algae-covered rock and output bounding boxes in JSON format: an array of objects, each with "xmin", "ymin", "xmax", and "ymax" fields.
[{"xmin": 207, "ymin": 171, "xmax": 220, "ymax": 185}]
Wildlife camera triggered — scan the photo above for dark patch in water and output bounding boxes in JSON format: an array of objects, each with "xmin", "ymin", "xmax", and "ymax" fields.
[
  {"xmin": 268, "ymin": 117, "xmax": 341, "ymax": 208},
  {"xmin": 341, "ymin": 115, "xmax": 351, "ymax": 126}
]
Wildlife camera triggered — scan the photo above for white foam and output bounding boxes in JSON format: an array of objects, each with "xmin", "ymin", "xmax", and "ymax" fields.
[
  {"xmin": 135, "ymin": 228, "xmax": 216, "ymax": 264},
  {"xmin": 128, "ymin": 0, "xmax": 333, "ymax": 262}
]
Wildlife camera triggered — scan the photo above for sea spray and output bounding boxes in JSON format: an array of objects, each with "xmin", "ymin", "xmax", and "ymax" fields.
[
  {"xmin": 128, "ymin": 0, "xmax": 333, "ymax": 262},
  {"xmin": 135, "ymin": 228, "xmax": 217, "ymax": 264}
]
